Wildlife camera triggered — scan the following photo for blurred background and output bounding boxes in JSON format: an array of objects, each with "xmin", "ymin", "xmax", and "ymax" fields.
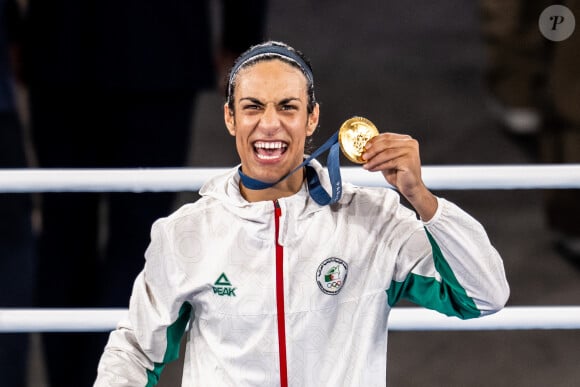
[
  {"xmin": 192, "ymin": 3, "xmax": 580, "ymax": 384},
  {"xmin": 1, "ymin": 0, "xmax": 579, "ymax": 386}
]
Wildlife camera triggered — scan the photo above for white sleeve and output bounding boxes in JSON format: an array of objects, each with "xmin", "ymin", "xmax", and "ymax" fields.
[
  {"xmin": 422, "ymin": 197, "xmax": 510, "ymax": 316},
  {"xmin": 388, "ymin": 197, "xmax": 509, "ymax": 319},
  {"xmin": 94, "ymin": 219, "xmax": 192, "ymax": 386}
]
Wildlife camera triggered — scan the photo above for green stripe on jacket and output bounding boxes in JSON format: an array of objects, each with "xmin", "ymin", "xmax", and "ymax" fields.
[
  {"xmin": 386, "ymin": 229, "xmax": 480, "ymax": 320},
  {"xmin": 146, "ymin": 302, "xmax": 193, "ymax": 386}
]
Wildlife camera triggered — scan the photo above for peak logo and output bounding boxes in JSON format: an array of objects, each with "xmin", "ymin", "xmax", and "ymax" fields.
[{"xmin": 213, "ymin": 273, "xmax": 237, "ymax": 297}]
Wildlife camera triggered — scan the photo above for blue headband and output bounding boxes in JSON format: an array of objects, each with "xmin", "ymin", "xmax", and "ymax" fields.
[{"xmin": 228, "ymin": 44, "xmax": 314, "ymax": 89}]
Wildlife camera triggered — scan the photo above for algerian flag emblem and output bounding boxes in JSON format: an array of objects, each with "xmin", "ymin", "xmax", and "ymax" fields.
[{"xmin": 316, "ymin": 257, "xmax": 348, "ymax": 295}]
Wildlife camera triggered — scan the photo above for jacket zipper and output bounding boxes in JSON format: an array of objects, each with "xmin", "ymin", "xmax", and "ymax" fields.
[{"xmin": 274, "ymin": 200, "xmax": 288, "ymax": 387}]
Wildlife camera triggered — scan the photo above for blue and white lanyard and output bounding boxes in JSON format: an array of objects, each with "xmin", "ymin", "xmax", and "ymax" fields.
[{"xmin": 238, "ymin": 131, "xmax": 342, "ymax": 205}]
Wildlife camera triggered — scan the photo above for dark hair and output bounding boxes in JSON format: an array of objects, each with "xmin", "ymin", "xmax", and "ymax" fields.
[{"xmin": 225, "ymin": 41, "xmax": 317, "ymax": 114}]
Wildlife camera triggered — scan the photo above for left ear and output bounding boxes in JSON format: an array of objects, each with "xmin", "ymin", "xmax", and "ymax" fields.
[
  {"xmin": 224, "ymin": 103, "xmax": 236, "ymax": 136},
  {"xmin": 306, "ymin": 103, "xmax": 320, "ymax": 136}
]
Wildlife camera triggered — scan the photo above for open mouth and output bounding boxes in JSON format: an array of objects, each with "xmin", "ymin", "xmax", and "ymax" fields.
[{"xmin": 254, "ymin": 141, "xmax": 288, "ymax": 160}]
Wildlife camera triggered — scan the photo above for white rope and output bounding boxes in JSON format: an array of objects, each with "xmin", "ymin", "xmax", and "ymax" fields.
[
  {"xmin": 1, "ymin": 167, "xmax": 578, "ymax": 333},
  {"xmin": 388, "ymin": 306, "xmax": 580, "ymax": 331},
  {"xmin": 0, "ymin": 309, "xmax": 127, "ymax": 333},
  {"xmin": 0, "ymin": 164, "xmax": 579, "ymax": 193},
  {"xmin": 1, "ymin": 306, "xmax": 579, "ymax": 332}
]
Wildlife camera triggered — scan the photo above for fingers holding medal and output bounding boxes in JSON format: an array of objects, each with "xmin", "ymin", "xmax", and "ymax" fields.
[
  {"xmin": 337, "ymin": 116, "xmax": 425, "ymax": 199},
  {"xmin": 338, "ymin": 117, "xmax": 379, "ymax": 164}
]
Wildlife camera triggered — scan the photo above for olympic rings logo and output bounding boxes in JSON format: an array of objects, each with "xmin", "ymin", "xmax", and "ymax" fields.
[{"xmin": 326, "ymin": 280, "xmax": 342, "ymax": 288}]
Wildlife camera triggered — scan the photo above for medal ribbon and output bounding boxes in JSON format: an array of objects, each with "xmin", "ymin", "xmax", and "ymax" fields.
[{"xmin": 238, "ymin": 131, "xmax": 342, "ymax": 205}]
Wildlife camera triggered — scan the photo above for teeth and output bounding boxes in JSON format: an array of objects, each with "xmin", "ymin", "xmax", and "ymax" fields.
[
  {"xmin": 257, "ymin": 154, "xmax": 281, "ymax": 160},
  {"xmin": 254, "ymin": 141, "xmax": 287, "ymax": 149}
]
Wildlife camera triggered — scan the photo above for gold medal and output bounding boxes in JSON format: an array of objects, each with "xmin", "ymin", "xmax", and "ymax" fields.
[{"xmin": 338, "ymin": 116, "xmax": 379, "ymax": 164}]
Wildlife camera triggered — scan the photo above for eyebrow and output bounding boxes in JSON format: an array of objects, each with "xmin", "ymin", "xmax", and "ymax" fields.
[{"xmin": 239, "ymin": 97, "xmax": 302, "ymax": 106}]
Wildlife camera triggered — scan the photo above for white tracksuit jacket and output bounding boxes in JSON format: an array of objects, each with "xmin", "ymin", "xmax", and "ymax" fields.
[{"xmin": 95, "ymin": 160, "xmax": 509, "ymax": 387}]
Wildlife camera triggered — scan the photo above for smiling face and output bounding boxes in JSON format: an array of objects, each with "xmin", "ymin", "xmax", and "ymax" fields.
[{"xmin": 224, "ymin": 59, "xmax": 319, "ymax": 201}]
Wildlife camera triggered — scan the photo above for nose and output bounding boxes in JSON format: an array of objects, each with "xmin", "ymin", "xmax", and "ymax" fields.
[{"xmin": 259, "ymin": 104, "xmax": 281, "ymax": 134}]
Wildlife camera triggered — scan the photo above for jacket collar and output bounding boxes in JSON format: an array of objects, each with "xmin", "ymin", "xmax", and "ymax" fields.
[{"xmin": 200, "ymin": 159, "xmax": 332, "ymax": 218}]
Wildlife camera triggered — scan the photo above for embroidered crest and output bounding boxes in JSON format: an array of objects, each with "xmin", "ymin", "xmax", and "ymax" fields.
[{"xmin": 316, "ymin": 257, "xmax": 348, "ymax": 295}]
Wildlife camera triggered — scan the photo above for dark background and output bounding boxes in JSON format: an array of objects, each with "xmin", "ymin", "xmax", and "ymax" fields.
[
  {"xmin": 26, "ymin": 0, "xmax": 580, "ymax": 385},
  {"xmin": 189, "ymin": 1, "xmax": 580, "ymax": 386}
]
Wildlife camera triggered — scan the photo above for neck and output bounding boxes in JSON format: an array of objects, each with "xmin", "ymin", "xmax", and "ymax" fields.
[{"xmin": 240, "ymin": 169, "xmax": 305, "ymax": 202}]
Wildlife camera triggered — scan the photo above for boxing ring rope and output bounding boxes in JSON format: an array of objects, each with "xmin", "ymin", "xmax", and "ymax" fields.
[
  {"xmin": 1, "ymin": 164, "xmax": 579, "ymax": 333},
  {"xmin": 0, "ymin": 164, "xmax": 579, "ymax": 193},
  {"xmin": 1, "ymin": 306, "xmax": 580, "ymax": 332}
]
